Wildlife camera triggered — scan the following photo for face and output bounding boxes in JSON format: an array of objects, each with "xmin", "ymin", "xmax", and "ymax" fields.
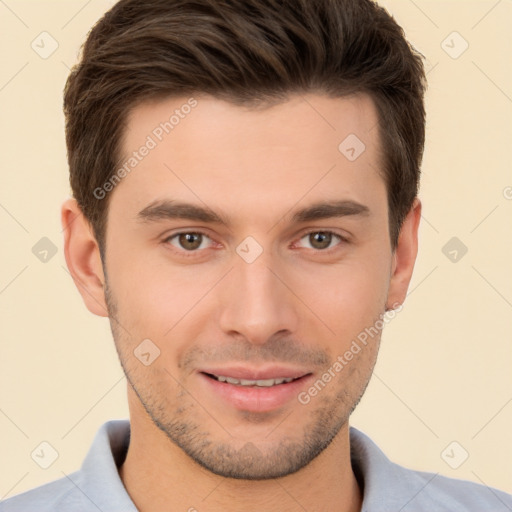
[{"xmin": 97, "ymin": 93, "xmax": 406, "ymax": 479}]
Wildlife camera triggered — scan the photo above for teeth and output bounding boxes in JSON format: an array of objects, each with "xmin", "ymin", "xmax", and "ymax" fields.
[{"xmin": 214, "ymin": 375, "xmax": 295, "ymax": 386}]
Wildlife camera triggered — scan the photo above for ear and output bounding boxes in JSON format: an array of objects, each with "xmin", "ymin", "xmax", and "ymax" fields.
[
  {"xmin": 386, "ymin": 198, "xmax": 421, "ymax": 310},
  {"xmin": 61, "ymin": 198, "xmax": 108, "ymax": 317}
]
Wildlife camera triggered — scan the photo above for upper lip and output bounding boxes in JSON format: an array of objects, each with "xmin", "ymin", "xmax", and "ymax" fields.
[{"xmin": 198, "ymin": 365, "xmax": 312, "ymax": 381}]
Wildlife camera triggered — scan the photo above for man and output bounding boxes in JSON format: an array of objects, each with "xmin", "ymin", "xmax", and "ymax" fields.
[{"xmin": 2, "ymin": 0, "xmax": 511, "ymax": 511}]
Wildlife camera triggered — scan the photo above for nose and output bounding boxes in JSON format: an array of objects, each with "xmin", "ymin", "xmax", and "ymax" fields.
[{"xmin": 218, "ymin": 251, "xmax": 300, "ymax": 345}]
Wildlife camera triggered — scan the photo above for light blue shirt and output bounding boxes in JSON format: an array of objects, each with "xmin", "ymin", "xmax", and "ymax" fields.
[{"xmin": 1, "ymin": 420, "xmax": 511, "ymax": 511}]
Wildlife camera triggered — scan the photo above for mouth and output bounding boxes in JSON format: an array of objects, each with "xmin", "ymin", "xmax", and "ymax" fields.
[
  {"xmin": 202, "ymin": 372, "xmax": 304, "ymax": 387},
  {"xmin": 197, "ymin": 367, "xmax": 314, "ymax": 412}
]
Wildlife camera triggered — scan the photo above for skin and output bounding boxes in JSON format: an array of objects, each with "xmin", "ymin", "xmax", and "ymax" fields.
[{"xmin": 62, "ymin": 92, "xmax": 421, "ymax": 512}]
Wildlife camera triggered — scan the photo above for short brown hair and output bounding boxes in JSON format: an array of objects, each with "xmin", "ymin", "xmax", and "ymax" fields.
[{"xmin": 64, "ymin": 0, "xmax": 426, "ymax": 253}]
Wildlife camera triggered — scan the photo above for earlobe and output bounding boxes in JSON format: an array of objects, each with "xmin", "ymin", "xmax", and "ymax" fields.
[
  {"xmin": 61, "ymin": 198, "xmax": 108, "ymax": 317},
  {"xmin": 386, "ymin": 198, "xmax": 422, "ymax": 310}
]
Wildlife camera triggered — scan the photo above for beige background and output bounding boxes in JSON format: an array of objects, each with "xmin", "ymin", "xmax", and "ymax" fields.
[{"xmin": 1, "ymin": 0, "xmax": 511, "ymax": 500}]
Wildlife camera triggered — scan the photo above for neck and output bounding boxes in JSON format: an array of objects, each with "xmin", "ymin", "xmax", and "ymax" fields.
[{"xmin": 119, "ymin": 396, "xmax": 362, "ymax": 512}]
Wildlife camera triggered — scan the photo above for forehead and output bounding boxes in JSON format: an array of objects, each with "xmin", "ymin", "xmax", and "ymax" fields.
[{"xmin": 111, "ymin": 93, "xmax": 385, "ymax": 224}]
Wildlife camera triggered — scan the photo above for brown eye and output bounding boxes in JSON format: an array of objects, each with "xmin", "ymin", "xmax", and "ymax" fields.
[
  {"xmin": 309, "ymin": 232, "xmax": 332, "ymax": 249},
  {"xmin": 168, "ymin": 232, "xmax": 209, "ymax": 251},
  {"xmin": 179, "ymin": 233, "xmax": 202, "ymax": 250},
  {"xmin": 297, "ymin": 231, "xmax": 343, "ymax": 250}
]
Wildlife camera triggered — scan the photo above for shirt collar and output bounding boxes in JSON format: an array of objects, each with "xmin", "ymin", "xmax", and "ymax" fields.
[
  {"xmin": 75, "ymin": 420, "xmax": 137, "ymax": 512},
  {"xmin": 75, "ymin": 419, "xmax": 424, "ymax": 511},
  {"xmin": 349, "ymin": 426, "xmax": 443, "ymax": 511}
]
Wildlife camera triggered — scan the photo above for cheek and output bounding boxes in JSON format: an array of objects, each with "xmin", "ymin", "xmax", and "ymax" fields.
[
  {"xmin": 106, "ymin": 229, "xmax": 392, "ymax": 351},
  {"xmin": 107, "ymin": 249, "xmax": 221, "ymax": 340},
  {"xmin": 289, "ymin": 251, "xmax": 391, "ymax": 334}
]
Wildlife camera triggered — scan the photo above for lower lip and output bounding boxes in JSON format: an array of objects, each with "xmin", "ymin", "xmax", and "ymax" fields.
[{"xmin": 198, "ymin": 373, "xmax": 313, "ymax": 413}]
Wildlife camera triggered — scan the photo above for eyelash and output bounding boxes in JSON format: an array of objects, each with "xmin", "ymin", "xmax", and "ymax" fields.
[
  {"xmin": 163, "ymin": 230, "xmax": 214, "ymax": 257},
  {"xmin": 294, "ymin": 230, "xmax": 348, "ymax": 251},
  {"xmin": 162, "ymin": 229, "xmax": 348, "ymax": 257}
]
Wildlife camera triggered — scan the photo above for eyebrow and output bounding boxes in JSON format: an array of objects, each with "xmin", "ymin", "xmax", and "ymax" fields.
[
  {"xmin": 290, "ymin": 200, "xmax": 370, "ymax": 223},
  {"xmin": 137, "ymin": 200, "xmax": 225, "ymax": 224},
  {"xmin": 136, "ymin": 199, "xmax": 370, "ymax": 226}
]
